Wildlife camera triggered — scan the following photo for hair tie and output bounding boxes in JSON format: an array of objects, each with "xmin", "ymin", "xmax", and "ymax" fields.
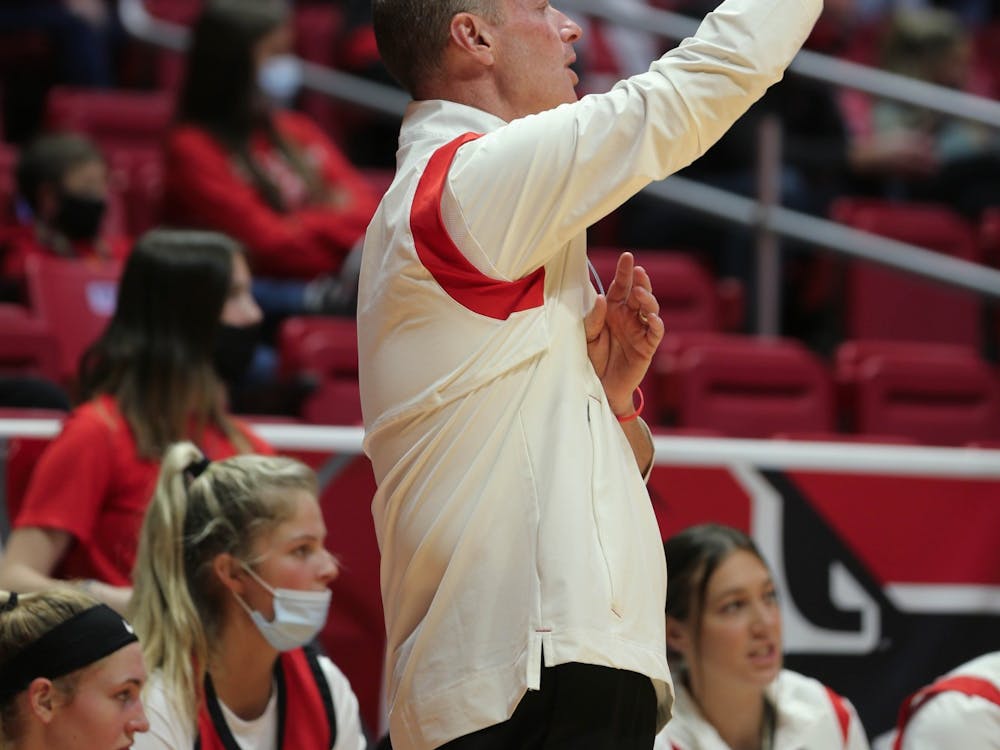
[
  {"xmin": 184, "ymin": 456, "xmax": 211, "ymax": 483},
  {"xmin": 0, "ymin": 592, "xmax": 18, "ymax": 613}
]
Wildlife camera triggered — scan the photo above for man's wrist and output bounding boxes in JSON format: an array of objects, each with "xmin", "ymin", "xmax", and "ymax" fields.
[{"xmin": 612, "ymin": 387, "xmax": 644, "ymax": 422}]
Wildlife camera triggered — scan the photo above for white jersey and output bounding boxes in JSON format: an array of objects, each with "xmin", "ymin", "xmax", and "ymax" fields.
[
  {"xmin": 891, "ymin": 652, "xmax": 1000, "ymax": 750},
  {"xmin": 655, "ymin": 670, "xmax": 871, "ymax": 750}
]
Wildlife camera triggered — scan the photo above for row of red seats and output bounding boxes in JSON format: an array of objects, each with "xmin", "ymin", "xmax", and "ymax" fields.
[
  {"xmin": 278, "ymin": 314, "xmax": 1000, "ymax": 446},
  {"xmin": 3, "ymin": 86, "xmax": 997, "ymax": 343},
  {"xmin": 2, "ymin": 253, "xmax": 998, "ymax": 445}
]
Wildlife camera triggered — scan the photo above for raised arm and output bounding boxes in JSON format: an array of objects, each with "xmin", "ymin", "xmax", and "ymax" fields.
[
  {"xmin": 0, "ymin": 528, "xmax": 132, "ymax": 614},
  {"xmin": 447, "ymin": 0, "xmax": 822, "ymax": 280}
]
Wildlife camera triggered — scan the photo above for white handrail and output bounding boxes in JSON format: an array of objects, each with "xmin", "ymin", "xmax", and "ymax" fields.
[
  {"xmin": 646, "ymin": 176, "xmax": 1000, "ymax": 300},
  {"xmin": 2, "ymin": 419, "xmax": 999, "ymax": 478}
]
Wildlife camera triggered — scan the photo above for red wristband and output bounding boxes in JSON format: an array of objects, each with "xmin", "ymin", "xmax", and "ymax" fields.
[{"xmin": 616, "ymin": 387, "xmax": 644, "ymax": 423}]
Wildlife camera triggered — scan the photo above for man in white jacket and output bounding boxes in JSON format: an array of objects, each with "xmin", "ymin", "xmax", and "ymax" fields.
[{"xmin": 358, "ymin": 0, "xmax": 822, "ymax": 747}]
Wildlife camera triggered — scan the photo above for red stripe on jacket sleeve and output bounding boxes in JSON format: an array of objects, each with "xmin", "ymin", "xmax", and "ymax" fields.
[
  {"xmin": 410, "ymin": 132, "xmax": 545, "ymax": 320},
  {"xmin": 893, "ymin": 675, "xmax": 1000, "ymax": 750}
]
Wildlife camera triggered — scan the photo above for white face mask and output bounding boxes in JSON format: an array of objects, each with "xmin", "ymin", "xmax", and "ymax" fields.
[
  {"xmin": 257, "ymin": 54, "xmax": 303, "ymax": 106},
  {"xmin": 234, "ymin": 562, "xmax": 331, "ymax": 652}
]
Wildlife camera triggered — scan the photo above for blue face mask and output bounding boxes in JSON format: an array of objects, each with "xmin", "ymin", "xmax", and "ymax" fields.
[
  {"xmin": 234, "ymin": 562, "xmax": 331, "ymax": 652},
  {"xmin": 257, "ymin": 54, "xmax": 303, "ymax": 106}
]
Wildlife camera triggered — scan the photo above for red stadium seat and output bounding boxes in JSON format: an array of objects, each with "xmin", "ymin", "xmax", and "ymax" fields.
[
  {"xmin": 143, "ymin": 0, "xmax": 203, "ymax": 25},
  {"xmin": 0, "ymin": 143, "xmax": 18, "ymax": 224},
  {"xmin": 836, "ymin": 341, "xmax": 1000, "ymax": 445},
  {"xmin": 301, "ymin": 378, "xmax": 363, "ymax": 426},
  {"xmin": 658, "ymin": 334, "xmax": 834, "ymax": 437},
  {"xmin": 106, "ymin": 146, "xmax": 164, "ymax": 236},
  {"xmin": 278, "ymin": 316, "xmax": 358, "ymax": 381},
  {"xmin": 277, "ymin": 317, "xmax": 361, "ymax": 425},
  {"xmin": 45, "ymin": 87, "xmax": 174, "ymax": 153},
  {"xmin": 831, "ymin": 199, "xmax": 982, "ymax": 347},
  {"xmin": 24, "ymin": 256, "xmax": 122, "ymax": 384},
  {"xmin": 0, "ymin": 304, "xmax": 59, "ymax": 380}
]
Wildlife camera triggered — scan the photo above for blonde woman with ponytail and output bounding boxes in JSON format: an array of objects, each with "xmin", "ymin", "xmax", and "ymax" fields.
[
  {"xmin": 0, "ymin": 588, "xmax": 148, "ymax": 749},
  {"xmin": 129, "ymin": 443, "xmax": 366, "ymax": 750}
]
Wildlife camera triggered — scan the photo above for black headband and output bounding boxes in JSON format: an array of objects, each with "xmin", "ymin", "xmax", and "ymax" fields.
[{"xmin": 0, "ymin": 602, "xmax": 139, "ymax": 703}]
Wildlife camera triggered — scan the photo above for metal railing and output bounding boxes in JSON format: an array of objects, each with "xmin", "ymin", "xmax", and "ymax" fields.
[
  {"xmin": 118, "ymin": 0, "xmax": 1000, "ymax": 317},
  {"xmin": 3, "ymin": 418, "xmax": 1000, "ymax": 476}
]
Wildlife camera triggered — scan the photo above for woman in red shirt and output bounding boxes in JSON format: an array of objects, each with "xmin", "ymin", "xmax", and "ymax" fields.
[
  {"xmin": 163, "ymin": 0, "xmax": 379, "ymax": 314},
  {"xmin": 0, "ymin": 228, "xmax": 272, "ymax": 613}
]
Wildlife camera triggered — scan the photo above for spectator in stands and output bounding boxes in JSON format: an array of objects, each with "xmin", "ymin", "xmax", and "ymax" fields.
[
  {"xmin": 870, "ymin": 7, "xmax": 1000, "ymax": 218},
  {"xmin": 0, "ymin": 229, "xmax": 272, "ymax": 614},
  {"xmin": 0, "ymin": 1, "xmax": 116, "ymax": 142},
  {"xmin": 654, "ymin": 524, "xmax": 871, "ymax": 750},
  {"xmin": 888, "ymin": 650, "xmax": 1000, "ymax": 750},
  {"xmin": 164, "ymin": 0, "xmax": 380, "ymax": 317},
  {"xmin": 337, "ymin": 0, "xmax": 406, "ymax": 168},
  {"xmin": 129, "ymin": 442, "xmax": 366, "ymax": 750},
  {"xmin": 0, "ymin": 587, "xmax": 149, "ymax": 750},
  {"xmin": 2, "ymin": 133, "xmax": 128, "ymax": 302}
]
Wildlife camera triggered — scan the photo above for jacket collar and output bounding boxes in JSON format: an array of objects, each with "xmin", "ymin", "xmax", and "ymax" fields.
[{"xmin": 399, "ymin": 99, "xmax": 507, "ymax": 150}]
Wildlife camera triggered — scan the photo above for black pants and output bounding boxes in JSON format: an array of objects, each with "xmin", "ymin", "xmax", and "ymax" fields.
[{"xmin": 433, "ymin": 661, "xmax": 657, "ymax": 750}]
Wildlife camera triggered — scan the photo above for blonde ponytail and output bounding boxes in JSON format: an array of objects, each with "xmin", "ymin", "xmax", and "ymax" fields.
[{"xmin": 129, "ymin": 442, "xmax": 207, "ymax": 727}]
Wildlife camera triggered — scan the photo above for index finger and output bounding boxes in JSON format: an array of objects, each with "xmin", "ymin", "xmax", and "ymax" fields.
[{"xmin": 606, "ymin": 252, "xmax": 635, "ymax": 304}]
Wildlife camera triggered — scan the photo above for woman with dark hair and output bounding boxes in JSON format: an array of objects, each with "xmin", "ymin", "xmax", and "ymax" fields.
[
  {"xmin": 0, "ymin": 229, "xmax": 272, "ymax": 614},
  {"xmin": 654, "ymin": 524, "xmax": 870, "ymax": 750},
  {"xmin": 0, "ymin": 588, "xmax": 148, "ymax": 750},
  {"xmin": 163, "ymin": 0, "xmax": 378, "ymax": 313}
]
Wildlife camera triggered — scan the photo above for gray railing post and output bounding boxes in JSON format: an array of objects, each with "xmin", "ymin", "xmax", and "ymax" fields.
[{"xmin": 755, "ymin": 115, "xmax": 783, "ymax": 337}]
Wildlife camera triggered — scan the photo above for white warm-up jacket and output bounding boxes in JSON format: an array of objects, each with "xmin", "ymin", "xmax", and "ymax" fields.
[
  {"xmin": 357, "ymin": 0, "xmax": 822, "ymax": 747},
  {"xmin": 655, "ymin": 670, "xmax": 871, "ymax": 750}
]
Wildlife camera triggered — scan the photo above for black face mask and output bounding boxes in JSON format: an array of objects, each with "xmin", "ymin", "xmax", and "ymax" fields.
[
  {"xmin": 53, "ymin": 192, "xmax": 106, "ymax": 241},
  {"xmin": 212, "ymin": 323, "xmax": 261, "ymax": 385}
]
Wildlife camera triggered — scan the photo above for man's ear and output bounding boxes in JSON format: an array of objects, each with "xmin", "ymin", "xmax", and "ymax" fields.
[
  {"xmin": 212, "ymin": 552, "xmax": 247, "ymax": 597},
  {"xmin": 448, "ymin": 12, "xmax": 496, "ymax": 65},
  {"xmin": 665, "ymin": 615, "xmax": 691, "ymax": 656},
  {"xmin": 27, "ymin": 678, "xmax": 57, "ymax": 724}
]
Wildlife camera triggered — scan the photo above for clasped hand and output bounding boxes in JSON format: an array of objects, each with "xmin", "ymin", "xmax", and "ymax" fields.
[{"xmin": 584, "ymin": 252, "xmax": 665, "ymax": 416}]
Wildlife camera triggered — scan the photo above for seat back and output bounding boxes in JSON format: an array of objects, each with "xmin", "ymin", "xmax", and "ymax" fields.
[
  {"xmin": 278, "ymin": 316, "xmax": 359, "ymax": 380},
  {"xmin": 0, "ymin": 304, "xmax": 59, "ymax": 379},
  {"xmin": 0, "ymin": 143, "xmax": 18, "ymax": 224},
  {"xmin": 45, "ymin": 87, "xmax": 174, "ymax": 154},
  {"xmin": 832, "ymin": 199, "xmax": 981, "ymax": 347},
  {"xmin": 24, "ymin": 256, "xmax": 123, "ymax": 383},
  {"xmin": 668, "ymin": 335, "xmax": 834, "ymax": 437},
  {"xmin": 843, "ymin": 345, "xmax": 1000, "ymax": 445}
]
